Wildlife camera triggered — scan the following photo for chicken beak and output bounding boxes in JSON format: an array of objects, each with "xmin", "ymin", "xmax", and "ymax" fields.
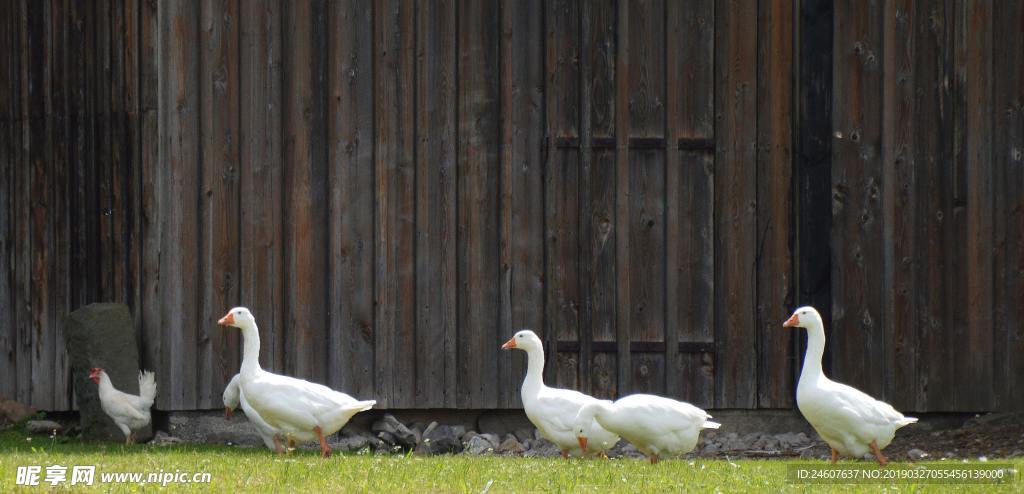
[
  {"xmin": 501, "ymin": 337, "xmax": 516, "ymax": 350},
  {"xmin": 218, "ymin": 312, "xmax": 235, "ymax": 326},
  {"xmin": 577, "ymin": 437, "xmax": 588, "ymax": 450},
  {"xmin": 782, "ymin": 313, "xmax": 799, "ymax": 328},
  {"xmin": 224, "ymin": 407, "xmax": 233, "ymax": 419}
]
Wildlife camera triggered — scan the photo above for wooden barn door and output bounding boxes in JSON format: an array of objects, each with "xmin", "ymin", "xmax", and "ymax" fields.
[{"xmin": 539, "ymin": 0, "xmax": 795, "ymax": 409}]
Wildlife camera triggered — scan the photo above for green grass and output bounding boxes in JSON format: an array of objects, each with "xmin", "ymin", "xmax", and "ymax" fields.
[{"xmin": 0, "ymin": 430, "xmax": 1020, "ymax": 493}]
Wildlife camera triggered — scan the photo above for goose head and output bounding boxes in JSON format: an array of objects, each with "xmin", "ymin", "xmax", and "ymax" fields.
[
  {"xmin": 573, "ymin": 401, "xmax": 607, "ymax": 450},
  {"xmin": 501, "ymin": 329, "xmax": 543, "ymax": 352},
  {"xmin": 783, "ymin": 306, "xmax": 823, "ymax": 329},
  {"xmin": 218, "ymin": 307, "xmax": 256, "ymax": 330}
]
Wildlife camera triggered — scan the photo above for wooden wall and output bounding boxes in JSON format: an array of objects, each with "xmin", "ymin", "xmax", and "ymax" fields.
[{"xmin": 0, "ymin": 0, "xmax": 1020, "ymax": 413}]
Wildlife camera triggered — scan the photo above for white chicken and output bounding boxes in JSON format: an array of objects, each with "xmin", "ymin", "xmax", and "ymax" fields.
[{"xmin": 89, "ymin": 368, "xmax": 157, "ymax": 445}]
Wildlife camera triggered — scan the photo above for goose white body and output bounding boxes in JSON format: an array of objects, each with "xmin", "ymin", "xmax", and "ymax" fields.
[
  {"xmin": 576, "ymin": 394, "xmax": 719, "ymax": 461},
  {"xmin": 223, "ymin": 374, "xmax": 279, "ymax": 450},
  {"xmin": 503, "ymin": 330, "xmax": 619, "ymax": 457},
  {"xmin": 786, "ymin": 307, "xmax": 917, "ymax": 461},
  {"xmin": 219, "ymin": 308, "xmax": 375, "ymax": 454}
]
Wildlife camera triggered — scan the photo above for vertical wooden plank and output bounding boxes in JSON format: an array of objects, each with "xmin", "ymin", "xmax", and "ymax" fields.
[
  {"xmin": 580, "ymin": 0, "xmax": 616, "ymax": 397},
  {"xmin": 414, "ymin": 0, "xmax": 457, "ymax": 408},
  {"xmin": 123, "ymin": 0, "xmax": 144, "ymax": 371},
  {"xmin": 0, "ymin": 0, "xmax": 17, "ymax": 401},
  {"xmin": 281, "ymin": 0, "xmax": 328, "ymax": 383},
  {"xmin": 96, "ymin": 0, "xmax": 114, "ymax": 304},
  {"xmin": 50, "ymin": 0, "xmax": 70, "ymax": 409},
  {"xmin": 959, "ymin": 0, "xmax": 994, "ymax": 411},
  {"xmin": 326, "ymin": 0, "xmax": 376, "ymax": 400},
  {"xmin": 881, "ymin": 0, "xmax": 918, "ymax": 411},
  {"xmin": 158, "ymin": 0, "xmax": 201, "ymax": 408},
  {"xmin": 613, "ymin": 0, "xmax": 632, "ymax": 399},
  {"xmin": 27, "ymin": 0, "xmax": 55, "ymax": 409},
  {"xmin": 992, "ymin": 0, "xmax": 1023, "ymax": 412},
  {"xmin": 13, "ymin": 0, "xmax": 29, "ymax": 404},
  {"xmin": 755, "ymin": 0, "xmax": 795, "ymax": 408},
  {"xmin": 912, "ymin": 0, "xmax": 954, "ymax": 410},
  {"xmin": 795, "ymin": 0, "xmax": 832, "ymax": 395},
  {"xmin": 457, "ymin": 0, "xmax": 501, "ymax": 408},
  {"xmin": 626, "ymin": 0, "xmax": 666, "ymax": 396},
  {"xmin": 544, "ymin": 0, "xmax": 581, "ymax": 390},
  {"xmin": 139, "ymin": 0, "xmax": 163, "ymax": 381},
  {"xmin": 500, "ymin": 0, "xmax": 544, "ymax": 408},
  {"xmin": 373, "ymin": 0, "xmax": 416, "ymax": 408},
  {"xmin": 830, "ymin": 0, "xmax": 885, "ymax": 400},
  {"xmin": 666, "ymin": 0, "xmax": 714, "ymax": 408},
  {"xmin": 714, "ymin": 0, "xmax": 757, "ymax": 408},
  {"xmin": 238, "ymin": 0, "xmax": 283, "ymax": 373},
  {"xmin": 199, "ymin": 0, "xmax": 240, "ymax": 406}
]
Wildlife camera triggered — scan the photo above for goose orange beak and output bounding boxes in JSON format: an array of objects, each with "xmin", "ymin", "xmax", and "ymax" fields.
[
  {"xmin": 224, "ymin": 407, "xmax": 233, "ymax": 419},
  {"xmin": 218, "ymin": 312, "xmax": 235, "ymax": 326},
  {"xmin": 577, "ymin": 437, "xmax": 587, "ymax": 450},
  {"xmin": 783, "ymin": 313, "xmax": 799, "ymax": 328},
  {"xmin": 501, "ymin": 337, "xmax": 516, "ymax": 350}
]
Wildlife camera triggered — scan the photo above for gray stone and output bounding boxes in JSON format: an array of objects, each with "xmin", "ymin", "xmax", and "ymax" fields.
[
  {"xmin": 775, "ymin": 432, "xmax": 811, "ymax": 450},
  {"xmin": 25, "ymin": 420, "xmax": 63, "ymax": 434},
  {"xmin": 332, "ymin": 433, "xmax": 371, "ymax": 453},
  {"xmin": 450, "ymin": 425, "xmax": 467, "ymax": 440},
  {"xmin": 150, "ymin": 431, "xmax": 183, "ymax": 446},
  {"xmin": 525, "ymin": 437, "xmax": 561, "ymax": 457},
  {"xmin": 372, "ymin": 414, "xmax": 417, "ymax": 449},
  {"xmin": 418, "ymin": 425, "xmax": 463, "ymax": 455},
  {"xmin": 66, "ymin": 304, "xmax": 153, "ymax": 442},
  {"xmin": 461, "ymin": 430, "xmax": 479, "ymax": 443},
  {"xmin": 609, "ymin": 441, "xmax": 644, "ymax": 459},
  {"xmin": 422, "ymin": 421, "xmax": 439, "ymax": 440},
  {"xmin": 377, "ymin": 431, "xmax": 397, "ymax": 445},
  {"xmin": 167, "ymin": 412, "xmax": 265, "ymax": 447},
  {"xmin": 907, "ymin": 448, "xmax": 928, "ymax": 460},
  {"xmin": 466, "ymin": 435, "xmax": 496, "ymax": 455},
  {"xmin": 499, "ymin": 435, "xmax": 526, "ymax": 455},
  {"xmin": 513, "ymin": 428, "xmax": 535, "ymax": 443}
]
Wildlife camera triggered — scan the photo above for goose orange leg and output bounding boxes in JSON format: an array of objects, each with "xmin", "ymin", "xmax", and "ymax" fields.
[
  {"xmin": 831, "ymin": 448, "xmax": 838, "ymax": 464},
  {"xmin": 649, "ymin": 454, "xmax": 659, "ymax": 465},
  {"xmin": 869, "ymin": 440, "xmax": 888, "ymax": 466},
  {"xmin": 315, "ymin": 426, "xmax": 331, "ymax": 458},
  {"xmin": 272, "ymin": 435, "xmax": 285, "ymax": 455},
  {"xmin": 561, "ymin": 449, "xmax": 569, "ymax": 459}
]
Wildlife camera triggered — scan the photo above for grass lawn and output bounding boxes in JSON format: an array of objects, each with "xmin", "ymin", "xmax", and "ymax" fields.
[{"xmin": 0, "ymin": 430, "xmax": 1019, "ymax": 493}]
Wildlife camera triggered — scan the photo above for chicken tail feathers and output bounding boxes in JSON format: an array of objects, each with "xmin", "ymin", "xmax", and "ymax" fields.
[
  {"xmin": 137, "ymin": 370, "xmax": 157, "ymax": 409},
  {"xmin": 702, "ymin": 420, "xmax": 722, "ymax": 430}
]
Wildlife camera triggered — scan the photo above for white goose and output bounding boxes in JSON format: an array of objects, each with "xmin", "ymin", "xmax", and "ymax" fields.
[
  {"xmin": 574, "ymin": 394, "xmax": 720, "ymax": 464},
  {"xmin": 218, "ymin": 307, "xmax": 376, "ymax": 457},
  {"xmin": 222, "ymin": 374, "xmax": 283, "ymax": 452},
  {"xmin": 784, "ymin": 306, "xmax": 917, "ymax": 465},
  {"xmin": 502, "ymin": 330, "xmax": 620, "ymax": 458}
]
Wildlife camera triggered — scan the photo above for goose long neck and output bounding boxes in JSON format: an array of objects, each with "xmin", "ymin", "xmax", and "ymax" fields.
[
  {"xmin": 800, "ymin": 322, "xmax": 826, "ymax": 382},
  {"xmin": 239, "ymin": 323, "xmax": 263, "ymax": 374},
  {"xmin": 522, "ymin": 346, "xmax": 546, "ymax": 393}
]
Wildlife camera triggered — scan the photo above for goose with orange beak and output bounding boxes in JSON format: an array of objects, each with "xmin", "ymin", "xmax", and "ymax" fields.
[
  {"xmin": 502, "ymin": 329, "xmax": 619, "ymax": 458},
  {"xmin": 218, "ymin": 307, "xmax": 376, "ymax": 457},
  {"xmin": 785, "ymin": 306, "xmax": 917, "ymax": 465}
]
